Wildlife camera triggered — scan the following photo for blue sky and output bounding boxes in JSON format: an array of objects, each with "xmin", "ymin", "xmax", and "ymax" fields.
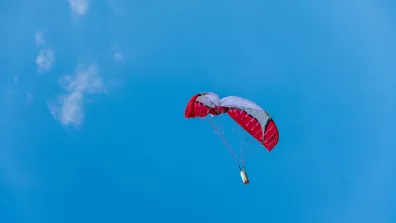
[{"xmin": 0, "ymin": 0, "xmax": 395, "ymax": 223}]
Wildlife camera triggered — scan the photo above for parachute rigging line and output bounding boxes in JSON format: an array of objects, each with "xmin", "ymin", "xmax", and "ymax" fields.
[{"xmin": 205, "ymin": 117, "xmax": 243, "ymax": 166}]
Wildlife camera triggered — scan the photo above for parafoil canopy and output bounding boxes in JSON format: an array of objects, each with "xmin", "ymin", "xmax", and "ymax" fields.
[{"xmin": 185, "ymin": 92, "xmax": 279, "ymax": 152}]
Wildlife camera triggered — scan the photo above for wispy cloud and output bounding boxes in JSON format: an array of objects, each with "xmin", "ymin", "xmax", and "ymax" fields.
[
  {"xmin": 48, "ymin": 65, "xmax": 104, "ymax": 129},
  {"xmin": 36, "ymin": 49, "xmax": 55, "ymax": 72},
  {"xmin": 68, "ymin": 0, "xmax": 89, "ymax": 17},
  {"xmin": 34, "ymin": 31, "xmax": 55, "ymax": 73},
  {"xmin": 35, "ymin": 32, "xmax": 45, "ymax": 47}
]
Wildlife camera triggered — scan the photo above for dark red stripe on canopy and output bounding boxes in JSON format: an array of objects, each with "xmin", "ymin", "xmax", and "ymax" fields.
[{"xmin": 227, "ymin": 109, "xmax": 279, "ymax": 151}]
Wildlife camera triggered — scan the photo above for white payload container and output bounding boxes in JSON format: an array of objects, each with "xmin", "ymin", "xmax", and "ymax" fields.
[{"xmin": 240, "ymin": 170, "xmax": 249, "ymax": 184}]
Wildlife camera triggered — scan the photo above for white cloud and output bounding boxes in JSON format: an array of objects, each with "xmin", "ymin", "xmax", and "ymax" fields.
[
  {"xmin": 68, "ymin": 0, "xmax": 89, "ymax": 16},
  {"xmin": 49, "ymin": 93, "xmax": 84, "ymax": 128},
  {"xmin": 34, "ymin": 32, "xmax": 55, "ymax": 73},
  {"xmin": 36, "ymin": 48, "xmax": 55, "ymax": 72},
  {"xmin": 49, "ymin": 65, "xmax": 104, "ymax": 128},
  {"xmin": 35, "ymin": 31, "xmax": 45, "ymax": 46}
]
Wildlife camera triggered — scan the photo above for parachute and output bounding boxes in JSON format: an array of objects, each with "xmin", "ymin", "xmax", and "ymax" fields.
[{"xmin": 185, "ymin": 92, "xmax": 279, "ymax": 184}]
